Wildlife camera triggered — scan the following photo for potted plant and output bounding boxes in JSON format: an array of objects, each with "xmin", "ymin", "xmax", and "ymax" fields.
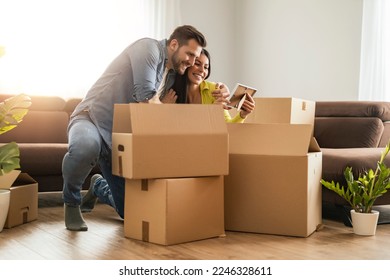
[
  {"xmin": 321, "ymin": 141, "xmax": 390, "ymax": 235},
  {"xmin": 0, "ymin": 94, "xmax": 31, "ymax": 232}
]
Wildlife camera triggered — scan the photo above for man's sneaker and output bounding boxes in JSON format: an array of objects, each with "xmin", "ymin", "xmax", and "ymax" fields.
[{"xmin": 80, "ymin": 174, "xmax": 102, "ymax": 213}]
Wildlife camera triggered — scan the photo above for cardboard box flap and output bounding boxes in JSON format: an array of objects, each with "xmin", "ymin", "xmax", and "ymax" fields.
[
  {"xmin": 310, "ymin": 137, "xmax": 321, "ymax": 153},
  {"xmin": 113, "ymin": 103, "xmax": 227, "ymax": 135},
  {"xmin": 228, "ymin": 123, "xmax": 315, "ymax": 156},
  {"xmin": 113, "ymin": 103, "xmax": 132, "ymax": 133},
  {"xmin": 12, "ymin": 173, "xmax": 37, "ymax": 186},
  {"xmin": 0, "ymin": 170, "xmax": 21, "ymax": 190}
]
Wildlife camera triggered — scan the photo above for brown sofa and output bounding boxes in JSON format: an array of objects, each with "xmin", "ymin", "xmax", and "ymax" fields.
[
  {"xmin": 0, "ymin": 94, "xmax": 98, "ymax": 192},
  {"xmin": 314, "ymin": 101, "xmax": 390, "ymax": 223}
]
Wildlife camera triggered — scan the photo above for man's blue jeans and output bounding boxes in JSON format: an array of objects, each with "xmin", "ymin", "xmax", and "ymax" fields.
[{"xmin": 62, "ymin": 114, "xmax": 125, "ymax": 218}]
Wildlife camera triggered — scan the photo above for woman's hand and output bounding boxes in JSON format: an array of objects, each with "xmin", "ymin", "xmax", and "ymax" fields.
[
  {"xmin": 160, "ymin": 89, "xmax": 178, "ymax": 104},
  {"xmin": 239, "ymin": 93, "xmax": 256, "ymax": 118},
  {"xmin": 212, "ymin": 83, "xmax": 231, "ymax": 108}
]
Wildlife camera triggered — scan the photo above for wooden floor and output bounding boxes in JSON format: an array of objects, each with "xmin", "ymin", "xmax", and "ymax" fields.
[{"xmin": 1, "ymin": 192, "xmax": 390, "ymax": 260}]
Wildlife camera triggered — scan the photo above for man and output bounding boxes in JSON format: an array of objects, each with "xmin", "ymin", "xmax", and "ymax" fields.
[{"xmin": 62, "ymin": 25, "xmax": 229, "ymax": 231}]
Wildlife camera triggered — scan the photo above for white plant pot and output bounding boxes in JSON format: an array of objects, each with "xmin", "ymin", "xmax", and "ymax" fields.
[
  {"xmin": 0, "ymin": 189, "xmax": 11, "ymax": 232},
  {"xmin": 350, "ymin": 209, "xmax": 379, "ymax": 236}
]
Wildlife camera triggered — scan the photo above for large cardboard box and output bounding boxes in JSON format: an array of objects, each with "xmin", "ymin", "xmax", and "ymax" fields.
[
  {"xmin": 224, "ymin": 123, "xmax": 322, "ymax": 237},
  {"xmin": 245, "ymin": 97, "xmax": 315, "ymax": 125},
  {"xmin": 112, "ymin": 103, "xmax": 229, "ymax": 179},
  {"xmin": 4, "ymin": 173, "xmax": 38, "ymax": 228},
  {"xmin": 124, "ymin": 176, "xmax": 225, "ymax": 245}
]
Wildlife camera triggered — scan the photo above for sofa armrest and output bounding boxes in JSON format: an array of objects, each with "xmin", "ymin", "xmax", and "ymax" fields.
[
  {"xmin": 314, "ymin": 117, "xmax": 384, "ymax": 148},
  {"xmin": 379, "ymin": 121, "xmax": 390, "ymax": 147}
]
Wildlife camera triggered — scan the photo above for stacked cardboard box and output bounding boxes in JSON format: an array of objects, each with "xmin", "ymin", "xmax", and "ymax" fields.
[
  {"xmin": 112, "ymin": 104, "xmax": 228, "ymax": 245},
  {"xmin": 224, "ymin": 97, "xmax": 322, "ymax": 237},
  {"xmin": 0, "ymin": 171, "xmax": 38, "ymax": 229},
  {"xmin": 245, "ymin": 97, "xmax": 316, "ymax": 125}
]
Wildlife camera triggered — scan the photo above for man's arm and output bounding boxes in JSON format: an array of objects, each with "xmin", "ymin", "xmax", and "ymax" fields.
[{"xmin": 128, "ymin": 39, "xmax": 163, "ymax": 103}]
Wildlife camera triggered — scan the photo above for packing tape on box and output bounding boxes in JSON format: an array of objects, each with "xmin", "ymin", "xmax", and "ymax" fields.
[
  {"xmin": 142, "ymin": 221, "xmax": 149, "ymax": 242},
  {"xmin": 141, "ymin": 179, "xmax": 148, "ymax": 191}
]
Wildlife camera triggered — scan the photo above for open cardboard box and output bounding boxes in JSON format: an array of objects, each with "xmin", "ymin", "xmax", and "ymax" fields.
[
  {"xmin": 3, "ymin": 173, "xmax": 38, "ymax": 228},
  {"xmin": 112, "ymin": 103, "xmax": 229, "ymax": 179},
  {"xmin": 224, "ymin": 123, "xmax": 322, "ymax": 237},
  {"xmin": 245, "ymin": 97, "xmax": 316, "ymax": 125},
  {"xmin": 124, "ymin": 176, "xmax": 225, "ymax": 245}
]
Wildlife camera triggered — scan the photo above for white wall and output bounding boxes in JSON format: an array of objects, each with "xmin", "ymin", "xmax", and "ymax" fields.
[
  {"xmin": 180, "ymin": 0, "xmax": 363, "ymax": 101},
  {"xmin": 179, "ymin": 0, "xmax": 237, "ymax": 89}
]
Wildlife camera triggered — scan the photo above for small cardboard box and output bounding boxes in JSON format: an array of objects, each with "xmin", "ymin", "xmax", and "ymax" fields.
[
  {"xmin": 4, "ymin": 173, "xmax": 38, "ymax": 228},
  {"xmin": 224, "ymin": 123, "xmax": 322, "ymax": 237},
  {"xmin": 245, "ymin": 97, "xmax": 315, "ymax": 125},
  {"xmin": 112, "ymin": 103, "xmax": 229, "ymax": 179},
  {"xmin": 124, "ymin": 176, "xmax": 225, "ymax": 245}
]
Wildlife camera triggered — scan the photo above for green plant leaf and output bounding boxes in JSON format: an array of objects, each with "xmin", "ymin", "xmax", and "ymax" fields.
[
  {"xmin": 0, "ymin": 94, "xmax": 32, "ymax": 135},
  {"xmin": 0, "ymin": 142, "xmax": 20, "ymax": 175},
  {"xmin": 0, "ymin": 94, "xmax": 31, "ymax": 175}
]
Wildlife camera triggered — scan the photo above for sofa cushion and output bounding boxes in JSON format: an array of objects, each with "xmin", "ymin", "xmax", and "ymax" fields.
[
  {"xmin": 17, "ymin": 143, "xmax": 100, "ymax": 191},
  {"xmin": 316, "ymin": 101, "xmax": 390, "ymax": 121},
  {"xmin": 0, "ymin": 111, "xmax": 69, "ymax": 143},
  {"xmin": 314, "ymin": 117, "xmax": 384, "ymax": 148},
  {"xmin": 17, "ymin": 143, "xmax": 68, "ymax": 175}
]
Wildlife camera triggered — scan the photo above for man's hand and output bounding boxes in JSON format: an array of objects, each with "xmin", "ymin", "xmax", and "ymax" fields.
[
  {"xmin": 160, "ymin": 89, "xmax": 178, "ymax": 103},
  {"xmin": 212, "ymin": 83, "xmax": 231, "ymax": 109},
  {"xmin": 148, "ymin": 93, "xmax": 163, "ymax": 104},
  {"xmin": 148, "ymin": 89, "xmax": 177, "ymax": 104}
]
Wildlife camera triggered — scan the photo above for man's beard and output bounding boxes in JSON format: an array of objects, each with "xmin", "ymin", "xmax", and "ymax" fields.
[{"xmin": 171, "ymin": 50, "xmax": 187, "ymax": 75}]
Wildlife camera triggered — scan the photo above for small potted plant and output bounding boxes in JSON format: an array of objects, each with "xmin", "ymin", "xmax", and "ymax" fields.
[
  {"xmin": 321, "ymin": 141, "xmax": 390, "ymax": 236},
  {"xmin": 0, "ymin": 94, "xmax": 31, "ymax": 232}
]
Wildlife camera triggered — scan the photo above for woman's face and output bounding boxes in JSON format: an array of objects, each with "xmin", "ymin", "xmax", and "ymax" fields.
[{"xmin": 187, "ymin": 53, "xmax": 209, "ymax": 85}]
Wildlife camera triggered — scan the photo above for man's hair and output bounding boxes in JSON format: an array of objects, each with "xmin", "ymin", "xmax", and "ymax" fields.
[{"xmin": 168, "ymin": 25, "xmax": 207, "ymax": 48}]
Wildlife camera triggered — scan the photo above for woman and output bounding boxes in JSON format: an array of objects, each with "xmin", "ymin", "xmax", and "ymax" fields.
[{"xmin": 162, "ymin": 48, "xmax": 256, "ymax": 122}]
